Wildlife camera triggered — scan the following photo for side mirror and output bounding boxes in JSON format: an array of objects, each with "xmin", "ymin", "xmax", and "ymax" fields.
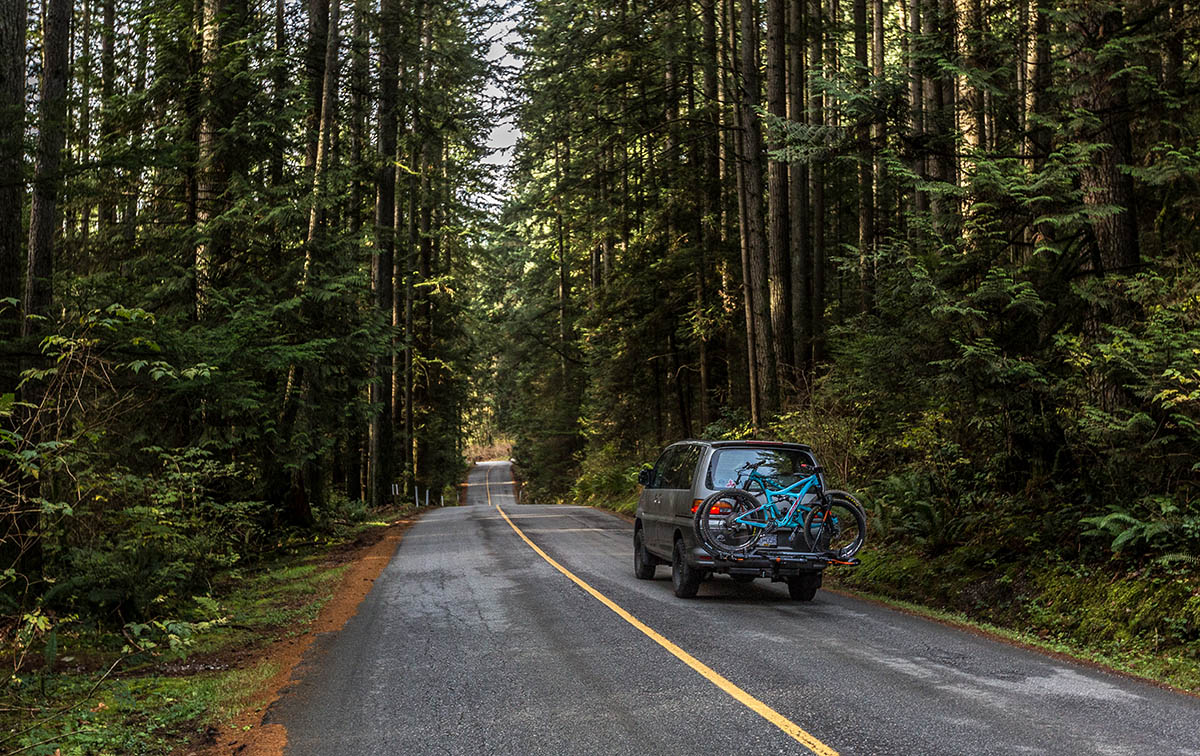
[{"xmin": 637, "ymin": 467, "xmax": 654, "ymax": 487}]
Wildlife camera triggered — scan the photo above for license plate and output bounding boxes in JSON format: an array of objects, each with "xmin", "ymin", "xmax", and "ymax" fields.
[{"xmin": 759, "ymin": 534, "xmax": 777, "ymax": 547}]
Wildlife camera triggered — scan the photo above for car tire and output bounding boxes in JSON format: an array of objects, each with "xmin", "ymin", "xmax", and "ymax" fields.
[
  {"xmin": 672, "ymin": 538, "xmax": 702, "ymax": 598},
  {"xmin": 787, "ymin": 572, "xmax": 821, "ymax": 601},
  {"xmin": 634, "ymin": 527, "xmax": 657, "ymax": 580}
]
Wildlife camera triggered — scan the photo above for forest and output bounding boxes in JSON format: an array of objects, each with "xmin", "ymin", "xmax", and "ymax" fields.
[
  {"xmin": 1, "ymin": 0, "xmax": 1198, "ymax": 746},
  {"xmin": 2, "ymin": 0, "xmax": 500, "ymax": 669}
]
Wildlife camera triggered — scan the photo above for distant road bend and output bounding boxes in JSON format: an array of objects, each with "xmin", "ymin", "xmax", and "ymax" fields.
[{"xmin": 269, "ymin": 461, "xmax": 1200, "ymax": 755}]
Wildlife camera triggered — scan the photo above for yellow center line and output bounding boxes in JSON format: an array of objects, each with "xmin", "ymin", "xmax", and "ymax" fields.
[{"xmin": 483, "ymin": 465, "xmax": 838, "ymax": 756}]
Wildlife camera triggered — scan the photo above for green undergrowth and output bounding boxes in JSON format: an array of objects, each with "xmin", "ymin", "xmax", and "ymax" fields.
[
  {"xmin": 1, "ymin": 507, "xmax": 415, "ymax": 756},
  {"xmin": 825, "ymin": 544, "xmax": 1200, "ymax": 693}
]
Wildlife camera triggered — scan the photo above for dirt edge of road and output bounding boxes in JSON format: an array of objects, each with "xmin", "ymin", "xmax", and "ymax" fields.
[{"xmin": 198, "ymin": 512, "xmax": 424, "ymax": 756}]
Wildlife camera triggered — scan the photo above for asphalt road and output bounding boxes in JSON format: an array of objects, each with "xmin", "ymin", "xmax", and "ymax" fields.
[{"xmin": 268, "ymin": 461, "xmax": 1200, "ymax": 755}]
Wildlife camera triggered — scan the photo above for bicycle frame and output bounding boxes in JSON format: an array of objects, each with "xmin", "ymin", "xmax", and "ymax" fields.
[{"xmin": 731, "ymin": 469, "xmax": 822, "ymax": 532}]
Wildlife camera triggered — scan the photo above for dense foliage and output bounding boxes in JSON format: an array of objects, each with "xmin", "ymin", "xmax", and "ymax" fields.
[
  {"xmin": 2, "ymin": 0, "xmax": 498, "ymax": 659},
  {"xmin": 486, "ymin": 0, "xmax": 1198, "ymax": 648}
]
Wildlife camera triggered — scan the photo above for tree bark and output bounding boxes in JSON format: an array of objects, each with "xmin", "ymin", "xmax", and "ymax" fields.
[
  {"xmin": 271, "ymin": 0, "xmax": 286, "ymax": 190},
  {"xmin": 766, "ymin": 0, "xmax": 791, "ymax": 371},
  {"xmin": 871, "ymin": 0, "xmax": 884, "ymax": 236},
  {"xmin": 306, "ymin": 0, "xmax": 330, "ymax": 172},
  {"xmin": 97, "ymin": 0, "xmax": 115, "ymax": 228},
  {"xmin": 348, "ymin": 0, "xmax": 367, "ymax": 236},
  {"xmin": 123, "ymin": 24, "xmax": 149, "ymax": 242},
  {"xmin": 809, "ymin": 0, "xmax": 826, "ymax": 363},
  {"xmin": 699, "ymin": 0, "xmax": 721, "ymax": 426},
  {"xmin": 304, "ymin": 0, "xmax": 341, "ymax": 264},
  {"xmin": 24, "ymin": 0, "xmax": 71, "ymax": 335},
  {"xmin": 906, "ymin": 0, "xmax": 928, "ymax": 215},
  {"xmin": 370, "ymin": 0, "xmax": 399, "ymax": 507},
  {"xmin": 728, "ymin": 0, "xmax": 759, "ymax": 423},
  {"xmin": 924, "ymin": 0, "xmax": 955, "ymax": 228},
  {"xmin": 77, "ymin": 0, "xmax": 93, "ymax": 243},
  {"xmin": 853, "ymin": 0, "xmax": 873, "ymax": 310},
  {"xmin": 956, "ymin": 0, "xmax": 982, "ymax": 192},
  {"xmin": 404, "ymin": 135, "xmax": 418, "ymax": 492},
  {"xmin": 0, "ymin": 0, "xmax": 26, "ymax": 341},
  {"xmin": 194, "ymin": 0, "xmax": 229, "ymax": 319},
  {"xmin": 1071, "ymin": 3, "xmax": 1139, "ymax": 275},
  {"xmin": 788, "ymin": 0, "xmax": 811, "ymax": 372},
  {"xmin": 740, "ymin": 0, "xmax": 780, "ymax": 417},
  {"xmin": 1024, "ymin": 0, "xmax": 1050, "ymax": 171}
]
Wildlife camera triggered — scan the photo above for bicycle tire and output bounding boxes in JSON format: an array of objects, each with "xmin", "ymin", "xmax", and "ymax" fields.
[
  {"xmin": 802, "ymin": 491, "xmax": 866, "ymax": 559},
  {"xmin": 694, "ymin": 488, "xmax": 765, "ymax": 556}
]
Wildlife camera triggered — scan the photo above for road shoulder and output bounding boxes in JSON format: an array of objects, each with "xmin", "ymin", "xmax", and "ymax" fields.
[{"xmin": 184, "ymin": 509, "xmax": 427, "ymax": 756}]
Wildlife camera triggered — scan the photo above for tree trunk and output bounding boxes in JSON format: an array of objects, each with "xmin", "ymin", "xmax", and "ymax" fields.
[
  {"xmin": 906, "ymin": 0, "xmax": 927, "ymax": 215},
  {"xmin": 123, "ymin": 27, "xmax": 149, "ymax": 242},
  {"xmin": 271, "ymin": 0, "xmax": 286, "ymax": 190},
  {"xmin": 391, "ymin": 119, "xmax": 405, "ymax": 483},
  {"xmin": 871, "ymin": 0, "xmax": 884, "ymax": 236},
  {"xmin": 404, "ymin": 135, "xmax": 418, "ymax": 492},
  {"xmin": 0, "ymin": 0, "xmax": 26, "ymax": 342},
  {"xmin": 306, "ymin": 0, "xmax": 330, "ymax": 172},
  {"xmin": 766, "ymin": 0, "xmax": 791, "ymax": 371},
  {"xmin": 24, "ymin": 0, "xmax": 71, "ymax": 335},
  {"xmin": 304, "ymin": 0, "xmax": 341, "ymax": 262},
  {"xmin": 729, "ymin": 0, "xmax": 759, "ymax": 424},
  {"xmin": 740, "ymin": 0, "xmax": 780, "ymax": 417},
  {"xmin": 924, "ymin": 0, "xmax": 955, "ymax": 229},
  {"xmin": 788, "ymin": 0, "xmax": 811, "ymax": 372},
  {"xmin": 97, "ymin": 0, "xmax": 115, "ymax": 228},
  {"xmin": 699, "ymin": 0, "xmax": 721, "ymax": 427},
  {"xmin": 76, "ymin": 0, "xmax": 93, "ymax": 243},
  {"xmin": 370, "ymin": 0, "xmax": 399, "ymax": 507},
  {"xmin": 194, "ymin": 0, "xmax": 227, "ymax": 319},
  {"xmin": 956, "ymin": 0, "xmax": 982, "ymax": 214},
  {"xmin": 853, "ymin": 0, "xmax": 873, "ymax": 310},
  {"xmin": 556, "ymin": 139, "xmax": 571, "ymax": 381},
  {"xmin": 809, "ymin": 0, "xmax": 826, "ymax": 363},
  {"xmin": 1071, "ymin": 4, "xmax": 1138, "ymax": 276},
  {"xmin": 1024, "ymin": 0, "xmax": 1050, "ymax": 171},
  {"xmin": 346, "ymin": 0, "xmax": 367, "ymax": 240}
]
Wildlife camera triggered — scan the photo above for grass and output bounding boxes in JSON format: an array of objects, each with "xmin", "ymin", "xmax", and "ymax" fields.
[{"xmin": 0, "ymin": 507, "xmax": 412, "ymax": 756}]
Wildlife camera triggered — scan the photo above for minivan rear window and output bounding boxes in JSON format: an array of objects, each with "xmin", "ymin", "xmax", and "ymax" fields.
[{"xmin": 706, "ymin": 446, "xmax": 816, "ymax": 490}]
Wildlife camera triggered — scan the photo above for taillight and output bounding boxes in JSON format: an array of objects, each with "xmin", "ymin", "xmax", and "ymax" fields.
[{"xmin": 691, "ymin": 499, "xmax": 730, "ymax": 515}]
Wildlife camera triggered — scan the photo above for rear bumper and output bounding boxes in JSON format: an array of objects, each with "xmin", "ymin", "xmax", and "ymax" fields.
[{"xmin": 692, "ymin": 544, "xmax": 858, "ymax": 577}]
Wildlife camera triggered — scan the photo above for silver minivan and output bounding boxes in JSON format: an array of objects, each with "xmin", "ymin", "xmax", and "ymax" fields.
[{"xmin": 634, "ymin": 440, "xmax": 830, "ymax": 599}]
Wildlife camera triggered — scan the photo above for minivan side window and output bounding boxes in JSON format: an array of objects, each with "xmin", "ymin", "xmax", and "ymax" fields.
[
  {"xmin": 650, "ymin": 447, "xmax": 680, "ymax": 489},
  {"xmin": 667, "ymin": 445, "xmax": 702, "ymax": 489}
]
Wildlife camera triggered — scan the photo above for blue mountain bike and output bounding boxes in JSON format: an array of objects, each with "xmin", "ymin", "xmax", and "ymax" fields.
[{"xmin": 693, "ymin": 461, "xmax": 866, "ymax": 560}]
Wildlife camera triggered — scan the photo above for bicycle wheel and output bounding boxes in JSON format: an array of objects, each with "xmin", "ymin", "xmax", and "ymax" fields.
[
  {"xmin": 802, "ymin": 492, "xmax": 866, "ymax": 559},
  {"xmin": 694, "ymin": 489, "xmax": 765, "ymax": 556}
]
